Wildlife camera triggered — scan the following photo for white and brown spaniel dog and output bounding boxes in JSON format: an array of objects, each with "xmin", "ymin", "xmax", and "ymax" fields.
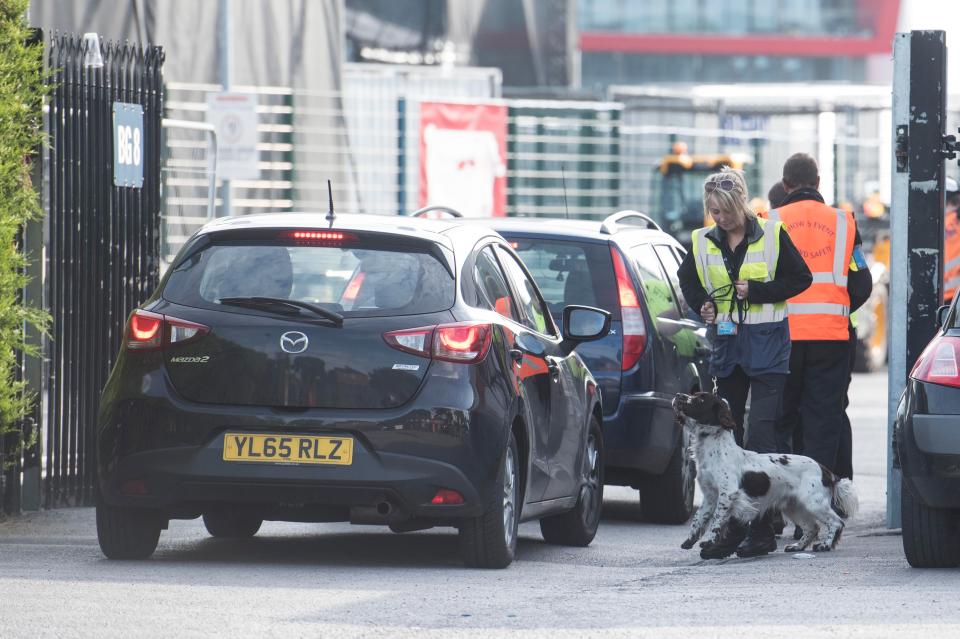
[{"xmin": 673, "ymin": 391, "xmax": 858, "ymax": 553}]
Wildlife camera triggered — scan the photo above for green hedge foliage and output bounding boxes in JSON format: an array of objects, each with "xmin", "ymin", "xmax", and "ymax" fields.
[{"xmin": 0, "ymin": 0, "xmax": 48, "ymax": 457}]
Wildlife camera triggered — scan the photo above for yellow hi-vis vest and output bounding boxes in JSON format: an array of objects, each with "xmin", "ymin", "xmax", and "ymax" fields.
[{"xmin": 692, "ymin": 218, "xmax": 786, "ymax": 325}]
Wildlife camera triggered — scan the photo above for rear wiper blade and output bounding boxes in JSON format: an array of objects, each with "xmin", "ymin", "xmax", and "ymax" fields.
[
  {"xmin": 256, "ymin": 297, "xmax": 344, "ymax": 326},
  {"xmin": 218, "ymin": 296, "xmax": 344, "ymax": 326},
  {"xmin": 218, "ymin": 297, "xmax": 300, "ymax": 316}
]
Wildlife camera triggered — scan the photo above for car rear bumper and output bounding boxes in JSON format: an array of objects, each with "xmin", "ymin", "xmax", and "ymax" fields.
[
  {"xmin": 97, "ymin": 373, "xmax": 510, "ymax": 522},
  {"xmin": 99, "ymin": 438, "xmax": 486, "ymax": 520},
  {"xmin": 601, "ymin": 392, "xmax": 678, "ymax": 475},
  {"xmin": 911, "ymin": 414, "xmax": 960, "ymax": 454},
  {"xmin": 896, "ymin": 380, "xmax": 960, "ymax": 509}
]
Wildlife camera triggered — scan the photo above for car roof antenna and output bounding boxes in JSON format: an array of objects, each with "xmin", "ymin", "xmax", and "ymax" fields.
[
  {"xmin": 326, "ymin": 179, "xmax": 336, "ymax": 228},
  {"xmin": 561, "ymin": 165, "xmax": 571, "ymax": 220}
]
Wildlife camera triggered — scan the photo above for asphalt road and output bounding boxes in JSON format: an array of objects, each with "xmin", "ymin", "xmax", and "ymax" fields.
[{"xmin": 1, "ymin": 372, "xmax": 956, "ymax": 639}]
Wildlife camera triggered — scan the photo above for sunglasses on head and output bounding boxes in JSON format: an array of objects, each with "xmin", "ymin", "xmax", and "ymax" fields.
[{"xmin": 704, "ymin": 178, "xmax": 739, "ymax": 193}]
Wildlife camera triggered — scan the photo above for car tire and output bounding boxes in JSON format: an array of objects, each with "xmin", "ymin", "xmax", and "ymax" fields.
[
  {"xmin": 540, "ymin": 418, "xmax": 604, "ymax": 547},
  {"xmin": 202, "ymin": 511, "xmax": 263, "ymax": 538},
  {"xmin": 459, "ymin": 432, "xmax": 520, "ymax": 569},
  {"xmin": 902, "ymin": 480, "xmax": 960, "ymax": 568},
  {"xmin": 640, "ymin": 426, "xmax": 695, "ymax": 525},
  {"xmin": 96, "ymin": 500, "xmax": 163, "ymax": 560}
]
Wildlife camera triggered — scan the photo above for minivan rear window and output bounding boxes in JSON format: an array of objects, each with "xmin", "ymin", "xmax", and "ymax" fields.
[
  {"xmin": 162, "ymin": 239, "xmax": 455, "ymax": 317},
  {"xmin": 506, "ymin": 238, "xmax": 619, "ymax": 319}
]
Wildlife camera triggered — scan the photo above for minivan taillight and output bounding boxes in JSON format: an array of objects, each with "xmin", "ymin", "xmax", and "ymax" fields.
[
  {"xmin": 610, "ymin": 246, "xmax": 647, "ymax": 370},
  {"xmin": 911, "ymin": 335, "xmax": 960, "ymax": 388},
  {"xmin": 125, "ymin": 309, "xmax": 209, "ymax": 352},
  {"xmin": 383, "ymin": 322, "xmax": 492, "ymax": 364}
]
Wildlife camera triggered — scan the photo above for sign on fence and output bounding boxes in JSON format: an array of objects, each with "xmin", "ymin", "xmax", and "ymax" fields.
[
  {"xmin": 113, "ymin": 102, "xmax": 144, "ymax": 188},
  {"xmin": 419, "ymin": 102, "xmax": 507, "ymax": 217},
  {"xmin": 206, "ymin": 92, "xmax": 260, "ymax": 180}
]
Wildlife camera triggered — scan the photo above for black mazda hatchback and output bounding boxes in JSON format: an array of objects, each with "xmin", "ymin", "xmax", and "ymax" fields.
[{"xmin": 96, "ymin": 213, "xmax": 610, "ymax": 568}]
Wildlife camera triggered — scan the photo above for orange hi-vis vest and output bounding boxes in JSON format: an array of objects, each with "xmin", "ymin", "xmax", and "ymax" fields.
[
  {"xmin": 945, "ymin": 210, "xmax": 960, "ymax": 302},
  {"xmin": 768, "ymin": 200, "xmax": 856, "ymax": 341}
]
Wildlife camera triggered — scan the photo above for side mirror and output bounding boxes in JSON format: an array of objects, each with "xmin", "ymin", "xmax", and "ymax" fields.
[
  {"xmin": 562, "ymin": 305, "xmax": 611, "ymax": 345},
  {"xmin": 937, "ymin": 304, "xmax": 951, "ymax": 328}
]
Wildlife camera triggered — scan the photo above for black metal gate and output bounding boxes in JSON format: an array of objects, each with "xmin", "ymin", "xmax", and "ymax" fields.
[{"xmin": 42, "ymin": 34, "xmax": 165, "ymax": 507}]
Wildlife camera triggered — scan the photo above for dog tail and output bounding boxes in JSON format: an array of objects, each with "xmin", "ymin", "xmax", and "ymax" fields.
[
  {"xmin": 730, "ymin": 491, "xmax": 760, "ymax": 524},
  {"xmin": 832, "ymin": 479, "xmax": 859, "ymax": 519}
]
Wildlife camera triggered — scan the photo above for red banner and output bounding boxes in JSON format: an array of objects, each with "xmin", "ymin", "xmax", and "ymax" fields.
[{"xmin": 419, "ymin": 102, "xmax": 507, "ymax": 217}]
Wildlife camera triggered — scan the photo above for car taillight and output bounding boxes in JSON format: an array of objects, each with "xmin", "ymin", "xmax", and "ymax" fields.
[
  {"xmin": 383, "ymin": 322, "xmax": 492, "ymax": 364},
  {"xmin": 168, "ymin": 316, "xmax": 210, "ymax": 346},
  {"xmin": 126, "ymin": 309, "xmax": 209, "ymax": 352},
  {"xmin": 610, "ymin": 246, "xmax": 647, "ymax": 370},
  {"xmin": 435, "ymin": 323, "xmax": 492, "ymax": 363},
  {"xmin": 383, "ymin": 326, "xmax": 434, "ymax": 358},
  {"xmin": 911, "ymin": 335, "xmax": 960, "ymax": 388},
  {"xmin": 280, "ymin": 230, "xmax": 358, "ymax": 245},
  {"xmin": 127, "ymin": 310, "xmax": 163, "ymax": 351}
]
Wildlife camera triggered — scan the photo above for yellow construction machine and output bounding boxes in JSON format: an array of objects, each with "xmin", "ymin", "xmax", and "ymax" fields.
[
  {"xmin": 852, "ymin": 192, "xmax": 889, "ymax": 372},
  {"xmin": 655, "ymin": 142, "xmax": 755, "ymax": 248}
]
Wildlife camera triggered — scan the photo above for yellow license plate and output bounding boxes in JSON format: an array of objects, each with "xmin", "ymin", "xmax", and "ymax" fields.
[{"xmin": 222, "ymin": 433, "xmax": 353, "ymax": 465}]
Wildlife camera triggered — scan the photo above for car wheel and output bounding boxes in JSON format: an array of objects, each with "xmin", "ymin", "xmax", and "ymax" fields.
[
  {"xmin": 639, "ymin": 425, "xmax": 695, "ymax": 524},
  {"xmin": 540, "ymin": 418, "xmax": 604, "ymax": 546},
  {"xmin": 459, "ymin": 432, "xmax": 519, "ymax": 569},
  {"xmin": 902, "ymin": 480, "xmax": 960, "ymax": 568},
  {"xmin": 202, "ymin": 511, "xmax": 263, "ymax": 538},
  {"xmin": 96, "ymin": 499, "xmax": 163, "ymax": 559}
]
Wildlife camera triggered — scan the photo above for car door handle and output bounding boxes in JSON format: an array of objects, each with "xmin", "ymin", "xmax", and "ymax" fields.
[{"xmin": 546, "ymin": 356, "xmax": 561, "ymax": 381}]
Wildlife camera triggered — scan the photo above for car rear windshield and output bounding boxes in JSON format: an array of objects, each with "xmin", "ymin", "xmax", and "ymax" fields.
[
  {"xmin": 506, "ymin": 237, "xmax": 619, "ymax": 319},
  {"xmin": 162, "ymin": 238, "xmax": 455, "ymax": 317}
]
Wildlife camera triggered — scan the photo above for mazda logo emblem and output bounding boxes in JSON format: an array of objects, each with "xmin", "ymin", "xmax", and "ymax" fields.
[{"xmin": 280, "ymin": 331, "xmax": 309, "ymax": 354}]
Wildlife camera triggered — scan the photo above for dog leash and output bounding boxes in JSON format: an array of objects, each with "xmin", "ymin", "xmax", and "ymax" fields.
[{"xmin": 706, "ymin": 283, "xmax": 747, "ymax": 325}]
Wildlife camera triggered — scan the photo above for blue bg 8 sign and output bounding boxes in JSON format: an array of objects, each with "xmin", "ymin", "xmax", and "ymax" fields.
[{"xmin": 113, "ymin": 102, "xmax": 144, "ymax": 188}]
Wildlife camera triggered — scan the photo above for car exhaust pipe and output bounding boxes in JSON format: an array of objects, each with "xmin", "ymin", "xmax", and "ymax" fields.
[{"xmin": 349, "ymin": 499, "xmax": 399, "ymax": 525}]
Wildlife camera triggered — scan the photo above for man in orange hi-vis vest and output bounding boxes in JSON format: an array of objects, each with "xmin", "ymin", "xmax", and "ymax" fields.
[
  {"xmin": 944, "ymin": 178, "xmax": 960, "ymax": 303},
  {"xmin": 767, "ymin": 154, "xmax": 872, "ymax": 488}
]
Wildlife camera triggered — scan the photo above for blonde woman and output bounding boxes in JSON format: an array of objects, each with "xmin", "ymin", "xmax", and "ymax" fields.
[{"xmin": 676, "ymin": 168, "xmax": 811, "ymax": 559}]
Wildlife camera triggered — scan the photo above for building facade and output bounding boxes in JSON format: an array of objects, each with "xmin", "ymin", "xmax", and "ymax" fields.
[{"xmin": 579, "ymin": 0, "xmax": 901, "ymax": 88}]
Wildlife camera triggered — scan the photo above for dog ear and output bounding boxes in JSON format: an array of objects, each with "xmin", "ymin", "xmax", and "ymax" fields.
[{"xmin": 712, "ymin": 399, "xmax": 737, "ymax": 431}]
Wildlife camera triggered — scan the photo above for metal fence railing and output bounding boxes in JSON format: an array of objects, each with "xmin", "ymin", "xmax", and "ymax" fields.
[
  {"xmin": 507, "ymin": 101, "xmax": 621, "ymax": 218},
  {"xmin": 42, "ymin": 34, "xmax": 164, "ymax": 508},
  {"xmin": 159, "ymin": 75, "xmax": 921, "ymax": 267},
  {"xmin": 611, "ymin": 85, "xmax": 898, "ymax": 225},
  {"xmin": 160, "ymin": 64, "xmax": 502, "ymax": 267},
  {"xmin": 161, "ymin": 118, "xmax": 216, "ymax": 261}
]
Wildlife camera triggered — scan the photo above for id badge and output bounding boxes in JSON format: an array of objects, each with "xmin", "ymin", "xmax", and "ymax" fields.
[{"xmin": 717, "ymin": 320, "xmax": 738, "ymax": 336}]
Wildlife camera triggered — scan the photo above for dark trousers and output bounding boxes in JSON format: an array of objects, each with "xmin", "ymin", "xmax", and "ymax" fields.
[
  {"xmin": 834, "ymin": 331, "xmax": 857, "ymax": 479},
  {"xmin": 778, "ymin": 340, "xmax": 851, "ymax": 472},
  {"xmin": 715, "ymin": 366, "xmax": 786, "ymax": 454}
]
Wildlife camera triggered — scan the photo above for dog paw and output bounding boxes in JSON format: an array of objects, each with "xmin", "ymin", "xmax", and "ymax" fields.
[
  {"xmin": 699, "ymin": 540, "xmax": 714, "ymax": 549},
  {"xmin": 811, "ymin": 543, "xmax": 832, "ymax": 552},
  {"xmin": 784, "ymin": 543, "xmax": 802, "ymax": 553},
  {"xmin": 681, "ymin": 539, "xmax": 696, "ymax": 550},
  {"xmin": 700, "ymin": 546, "xmax": 733, "ymax": 560}
]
